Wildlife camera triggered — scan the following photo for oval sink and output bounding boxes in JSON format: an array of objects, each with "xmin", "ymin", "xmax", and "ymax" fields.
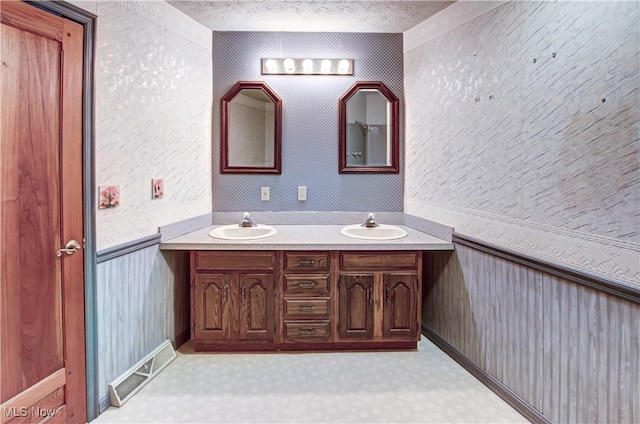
[
  {"xmin": 340, "ymin": 224, "xmax": 408, "ymax": 240},
  {"xmin": 209, "ymin": 224, "xmax": 277, "ymax": 240}
]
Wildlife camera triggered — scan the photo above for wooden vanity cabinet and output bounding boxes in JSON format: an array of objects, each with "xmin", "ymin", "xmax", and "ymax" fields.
[
  {"xmin": 190, "ymin": 250, "xmax": 421, "ymax": 351},
  {"xmin": 338, "ymin": 252, "xmax": 421, "ymax": 343},
  {"xmin": 191, "ymin": 251, "xmax": 276, "ymax": 350}
]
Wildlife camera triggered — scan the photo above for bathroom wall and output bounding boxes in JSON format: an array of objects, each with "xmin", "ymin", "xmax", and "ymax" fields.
[
  {"xmin": 212, "ymin": 32, "xmax": 404, "ymax": 212},
  {"xmin": 87, "ymin": 0, "xmax": 212, "ymax": 250},
  {"xmin": 404, "ymin": 0, "xmax": 640, "ymax": 287},
  {"xmin": 424, "ymin": 246, "xmax": 639, "ymax": 423},
  {"xmin": 407, "ymin": 2, "xmax": 640, "ymax": 422},
  {"xmin": 95, "ymin": 245, "xmax": 188, "ymax": 408},
  {"xmin": 70, "ymin": 0, "xmax": 209, "ymax": 409}
]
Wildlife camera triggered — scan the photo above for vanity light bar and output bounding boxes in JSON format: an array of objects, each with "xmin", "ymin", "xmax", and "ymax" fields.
[{"xmin": 261, "ymin": 58, "xmax": 354, "ymax": 75}]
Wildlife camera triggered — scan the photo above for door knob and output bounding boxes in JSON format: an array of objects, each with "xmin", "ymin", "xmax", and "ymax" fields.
[{"xmin": 56, "ymin": 239, "xmax": 81, "ymax": 257}]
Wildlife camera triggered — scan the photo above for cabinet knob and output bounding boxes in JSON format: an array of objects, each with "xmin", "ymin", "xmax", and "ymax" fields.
[
  {"xmin": 367, "ymin": 288, "xmax": 373, "ymax": 304},
  {"xmin": 223, "ymin": 284, "xmax": 229, "ymax": 303}
]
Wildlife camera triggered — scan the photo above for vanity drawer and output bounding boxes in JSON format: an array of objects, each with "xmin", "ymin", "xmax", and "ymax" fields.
[
  {"xmin": 194, "ymin": 251, "xmax": 276, "ymax": 271},
  {"xmin": 284, "ymin": 298, "xmax": 330, "ymax": 320},
  {"xmin": 340, "ymin": 251, "xmax": 419, "ymax": 270},
  {"xmin": 284, "ymin": 252, "xmax": 330, "ymax": 272},
  {"xmin": 284, "ymin": 275, "xmax": 330, "ymax": 296},
  {"xmin": 284, "ymin": 321, "xmax": 331, "ymax": 343}
]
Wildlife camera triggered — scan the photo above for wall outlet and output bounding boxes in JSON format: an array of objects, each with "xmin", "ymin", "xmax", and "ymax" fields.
[
  {"xmin": 261, "ymin": 186, "xmax": 270, "ymax": 201},
  {"xmin": 298, "ymin": 186, "xmax": 307, "ymax": 201}
]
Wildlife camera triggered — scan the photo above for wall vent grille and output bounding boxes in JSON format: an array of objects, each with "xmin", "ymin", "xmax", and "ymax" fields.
[{"xmin": 108, "ymin": 340, "xmax": 176, "ymax": 407}]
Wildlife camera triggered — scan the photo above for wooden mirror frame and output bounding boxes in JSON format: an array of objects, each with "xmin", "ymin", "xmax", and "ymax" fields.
[
  {"xmin": 221, "ymin": 81, "xmax": 282, "ymax": 174},
  {"xmin": 339, "ymin": 81, "xmax": 399, "ymax": 174}
]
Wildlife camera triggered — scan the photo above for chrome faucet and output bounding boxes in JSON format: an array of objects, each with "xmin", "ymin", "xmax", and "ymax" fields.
[
  {"xmin": 361, "ymin": 213, "xmax": 379, "ymax": 228},
  {"xmin": 239, "ymin": 212, "xmax": 256, "ymax": 227}
]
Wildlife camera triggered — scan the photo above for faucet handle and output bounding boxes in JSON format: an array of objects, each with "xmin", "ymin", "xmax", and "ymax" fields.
[
  {"xmin": 240, "ymin": 212, "xmax": 256, "ymax": 227},
  {"xmin": 362, "ymin": 213, "xmax": 378, "ymax": 228}
]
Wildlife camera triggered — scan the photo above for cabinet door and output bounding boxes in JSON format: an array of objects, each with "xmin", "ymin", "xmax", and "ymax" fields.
[
  {"xmin": 238, "ymin": 274, "xmax": 275, "ymax": 340},
  {"xmin": 338, "ymin": 274, "xmax": 374, "ymax": 339},
  {"xmin": 382, "ymin": 273, "xmax": 418, "ymax": 339},
  {"xmin": 194, "ymin": 274, "xmax": 231, "ymax": 340}
]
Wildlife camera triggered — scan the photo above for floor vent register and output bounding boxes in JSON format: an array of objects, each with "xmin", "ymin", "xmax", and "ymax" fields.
[{"xmin": 108, "ymin": 340, "xmax": 176, "ymax": 407}]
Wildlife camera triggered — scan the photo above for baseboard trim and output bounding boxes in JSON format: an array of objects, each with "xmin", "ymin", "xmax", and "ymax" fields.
[
  {"xmin": 421, "ymin": 324, "xmax": 550, "ymax": 424},
  {"xmin": 453, "ymin": 233, "xmax": 640, "ymax": 304},
  {"xmin": 98, "ymin": 394, "xmax": 110, "ymax": 414}
]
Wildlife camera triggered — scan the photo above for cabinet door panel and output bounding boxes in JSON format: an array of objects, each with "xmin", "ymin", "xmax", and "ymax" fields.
[
  {"xmin": 338, "ymin": 275, "xmax": 374, "ymax": 339},
  {"xmin": 194, "ymin": 274, "xmax": 230, "ymax": 340},
  {"xmin": 383, "ymin": 273, "xmax": 418, "ymax": 339},
  {"xmin": 239, "ymin": 274, "xmax": 275, "ymax": 340}
]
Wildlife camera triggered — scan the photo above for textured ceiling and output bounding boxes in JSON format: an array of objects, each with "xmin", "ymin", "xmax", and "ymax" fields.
[{"xmin": 168, "ymin": 1, "xmax": 455, "ymax": 33}]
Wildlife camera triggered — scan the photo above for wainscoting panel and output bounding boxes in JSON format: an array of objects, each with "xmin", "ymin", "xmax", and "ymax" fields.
[
  {"xmin": 96, "ymin": 244, "xmax": 189, "ymax": 408},
  {"xmin": 424, "ymin": 243, "xmax": 639, "ymax": 423}
]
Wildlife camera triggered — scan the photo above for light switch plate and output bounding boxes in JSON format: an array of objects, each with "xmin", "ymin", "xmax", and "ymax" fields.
[
  {"xmin": 298, "ymin": 186, "xmax": 307, "ymax": 201},
  {"xmin": 261, "ymin": 186, "xmax": 270, "ymax": 201}
]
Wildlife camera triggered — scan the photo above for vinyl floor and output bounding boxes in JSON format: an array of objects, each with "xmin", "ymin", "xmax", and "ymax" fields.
[{"xmin": 92, "ymin": 337, "xmax": 527, "ymax": 423}]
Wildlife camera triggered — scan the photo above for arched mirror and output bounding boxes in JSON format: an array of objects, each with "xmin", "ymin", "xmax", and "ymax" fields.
[
  {"xmin": 221, "ymin": 81, "xmax": 282, "ymax": 174},
  {"xmin": 339, "ymin": 81, "xmax": 399, "ymax": 173}
]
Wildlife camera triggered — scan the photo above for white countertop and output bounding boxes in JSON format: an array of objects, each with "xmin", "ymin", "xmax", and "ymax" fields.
[{"xmin": 160, "ymin": 224, "xmax": 453, "ymax": 251}]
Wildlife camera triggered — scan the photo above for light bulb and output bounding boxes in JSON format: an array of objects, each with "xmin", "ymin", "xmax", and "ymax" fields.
[
  {"xmin": 302, "ymin": 59, "xmax": 313, "ymax": 74},
  {"xmin": 338, "ymin": 59, "xmax": 350, "ymax": 74},
  {"xmin": 320, "ymin": 59, "xmax": 331, "ymax": 74},
  {"xmin": 284, "ymin": 58, "xmax": 295, "ymax": 73},
  {"xmin": 265, "ymin": 59, "xmax": 277, "ymax": 73}
]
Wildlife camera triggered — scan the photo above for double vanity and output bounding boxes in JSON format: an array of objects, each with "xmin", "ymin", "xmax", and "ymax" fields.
[
  {"xmin": 162, "ymin": 76, "xmax": 453, "ymax": 353},
  {"xmin": 161, "ymin": 214, "xmax": 453, "ymax": 353}
]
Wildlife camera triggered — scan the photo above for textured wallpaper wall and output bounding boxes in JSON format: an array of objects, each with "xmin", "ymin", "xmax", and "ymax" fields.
[
  {"xmin": 93, "ymin": 1, "xmax": 213, "ymax": 250},
  {"xmin": 212, "ymin": 32, "xmax": 404, "ymax": 212},
  {"xmin": 404, "ymin": 1, "xmax": 640, "ymax": 286}
]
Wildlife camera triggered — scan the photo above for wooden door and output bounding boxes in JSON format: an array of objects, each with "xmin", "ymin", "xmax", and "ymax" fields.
[
  {"xmin": 1, "ymin": 1, "xmax": 86, "ymax": 423},
  {"xmin": 193, "ymin": 274, "xmax": 231, "ymax": 340},
  {"xmin": 238, "ymin": 274, "xmax": 274, "ymax": 341},
  {"xmin": 382, "ymin": 274, "xmax": 418, "ymax": 339},
  {"xmin": 338, "ymin": 275, "xmax": 374, "ymax": 340}
]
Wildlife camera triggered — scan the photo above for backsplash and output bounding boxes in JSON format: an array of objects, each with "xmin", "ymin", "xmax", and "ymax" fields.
[
  {"xmin": 212, "ymin": 32, "xmax": 404, "ymax": 212},
  {"xmin": 404, "ymin": 1, "xmax": 640, "ymax": 286},
  {"xmin": 92, "ymin": 1, "xmax": 213, "ymax": 250}
]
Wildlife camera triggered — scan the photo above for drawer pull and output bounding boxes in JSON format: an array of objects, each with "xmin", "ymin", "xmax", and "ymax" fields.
[
  {"xmin": 299, "ymin": 328, "xmax": 316, "ymax": 336},
  {"xmin": 298, "ymin": 259, "xmax": 316, "ymax": 266},
  {"xmin": 241, "ymin": 285, "xmax": 246, "ymax": 302},
  {"xmin": 385, "ymin": 287, "xmax": 391, "ymax": 303},
  {"xmin": 297, "ymin": 281, "xmax": 317, "ymax": 289},
  {"xmin": 367, "ymin": 288, "xmax": 373, "ymax": 304},
  {"xmin": 298, "ymin": 305, "xmax": 315, "ymax": 313}
]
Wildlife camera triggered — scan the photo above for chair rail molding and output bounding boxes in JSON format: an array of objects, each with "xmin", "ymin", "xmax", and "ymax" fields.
[{"xmin": 405, "ymin": 198, "xmax": 640, "ymax": 288}]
